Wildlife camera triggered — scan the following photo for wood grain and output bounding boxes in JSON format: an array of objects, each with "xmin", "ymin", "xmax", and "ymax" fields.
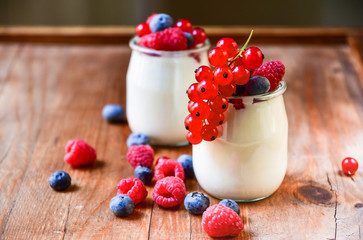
[{"xmin": 0, "ymin": 30, "xmax": 362, "ymax": 240}]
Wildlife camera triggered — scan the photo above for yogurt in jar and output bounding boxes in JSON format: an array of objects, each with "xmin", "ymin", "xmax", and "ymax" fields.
[
  {"xmin": 126, "ymin": 37, "xmax": 210, "ymax": 146},
  {"xmin": 193, "ymin": 81, "xmax": 288, "ymax": 201}
]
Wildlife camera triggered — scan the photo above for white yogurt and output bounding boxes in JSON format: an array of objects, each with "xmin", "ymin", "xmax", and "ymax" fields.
[
  {"xmin": 126, "ymin": 37, "xmax": 209, "ymax": 146},
  {"xmin": 193, "ymin": 82, "xmax": 288, "ymax": 201}
]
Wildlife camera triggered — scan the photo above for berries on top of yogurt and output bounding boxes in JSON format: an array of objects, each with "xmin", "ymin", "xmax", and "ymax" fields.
[
  {"xmin": 136, "ymin": 13, "xmax": 207, "ymax": 51},
  {"xmin": 185, "ymin": 30, "xmax": 286, "ymax": 144}
]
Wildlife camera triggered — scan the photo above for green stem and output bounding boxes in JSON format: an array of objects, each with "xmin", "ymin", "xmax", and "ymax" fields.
[{"xmin": 229, "ymin": 29, "xmax": 254, "ymax": 65}]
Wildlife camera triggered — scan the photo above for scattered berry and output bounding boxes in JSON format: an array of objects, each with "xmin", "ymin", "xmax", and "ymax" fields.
[
  {"xmin": 175, "ymin": 19, "xmax": 193, "ymax": 33},
  {"xmin": 245, "ymin": 76, "xmax": 270, "ymax": 95},
  {"xmin": 149, "ymin": 13, "xmax": 173, "ymax": 32},
  {"xmin": 216, "ymin": 38, "xmax": 238, "ymax": 58},
  {"xmin": 135, "ymin": 23, "xmax": 151, "ymax": 37},
  {"xmin": 134, "ymin": 165, "xmax": 154, "ymax": 185},
  {"xmin": 252, "ymin": 60, "xmax": 285, "ymax": 91},
  {"xmin": 208, "ymin": 47, "xmax": 228, "ymax": 67},
  {"xmin": 242, "ymin": 46, "xmax": 264, "ymax": 70},
  {"xmin": 219, "ymin": 199, "xmax": 240, "ymax": 215},
  {"xmin": 154, "ymin": 159, "xmax": 185, "ymax": 181},
  {"xmin": 127, "ymin": 145, "xmax": 154, "ymax": 168},
  {"xmin": 342, "ymin": 157, "xmax": 359, "ymax": 176},
  {"xmin": 127, "ymin": 133, "xmax": 151, "ymax": 148},
  {"xmin": 64, "ymin": 139, "xmax": 97, "ymax": 167},
  {"xmin": 49, "ymin": 171, "xmax": 71, "ymax": 191},
  {"xmin": 176, "ymin": 154, "xmax": 194, "ymax": 178},
  {"xmin": 184, "ymin": 32, "xmax": 194, "ymax": 48},
  {"xmin": 110, "ymin": 195, "xmax": 134, "ymax": 217},
  {"xmin": 153, "ymin": 176, "xmax": 186, "ymax": 208},
  {"xmin": 202, "ymin": 204, "xmax": 244, "ymax": 237},
  {"xmin": 117, "ymin": 178, "xmax": 148, "ymax": 205},
  {"xmin": 184, "ymin": 192, "xmax": 210, "ymax": 215},
  {"xmin": 192, "ymin": 28, "xmax": 207, "ymax": 45},
  {"xmin": 102, "ymin": 104, "xmax": 124, "ymax": 123},
  {"xmin": 139, "ymin": 27, "xmax": 187, "ymax": 51},
  {"xmin": 155, "ymin": 156, "xmax": 170, "ymax": 166}
]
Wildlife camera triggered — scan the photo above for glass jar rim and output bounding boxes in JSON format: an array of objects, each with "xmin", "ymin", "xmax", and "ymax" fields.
[
  {"xmin": 227, "ymin": 80, "xmax": 287, "ymax": 102},
  {"xmin": 129, "ymin": 36, "xmax": 211, "ymax": 56}
]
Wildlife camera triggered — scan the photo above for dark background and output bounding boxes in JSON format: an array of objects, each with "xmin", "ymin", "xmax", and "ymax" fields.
[{"xmin": 0, "ymin": 0, "xmax": 362, "ymax": 27}]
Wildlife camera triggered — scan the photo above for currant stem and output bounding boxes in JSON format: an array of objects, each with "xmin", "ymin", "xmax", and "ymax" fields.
[{"xmin": 229, "ymin": 30, "xmax": 254, "ymax": 65}]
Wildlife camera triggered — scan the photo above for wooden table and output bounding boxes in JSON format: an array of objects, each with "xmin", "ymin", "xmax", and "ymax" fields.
[{"xmin": 0, "ymin": 27, "xmax": 362, "ymax": 240}]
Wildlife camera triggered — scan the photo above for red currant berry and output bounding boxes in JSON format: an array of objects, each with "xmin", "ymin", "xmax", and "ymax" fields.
[
  {"xmin": 191, "ymin": 101, "xmax": 210, "ymax": 119},
  {"xmin": 229, "ymin": 55, "xmax": 245, "ymax": 69},
  {"xmin": 187, "ymin": 131, "xmax": 202, "ymax": 145},
  {"xmin": 242, "ymin": 47, "xmax": 264, "ymax": 70},
  {"xmin": 209, "ymin": 95, "xmax": 228, "ymax": 113},
  {"xmin": 218, "ymin": 83, "xmax": 236, "ymax": 97},
  {"xmin": 192, "ymin": 28, "xmax": 207, "ymax": 45},
  {"xmin": 342, "ymin": 157, "xmax": 359, "ymax": 176},
  {"xmin": 207, "ymin": 111, "xmax": 224, "ymax": 126},
  {"xmin": 200, "ymin": 125, "xmax": 218, "ymax": 141},
  {"xmin": 188, "ymin": 101, "xmax": 195, "ymax": 113},
  {"xmin": 187, "ymin": 83, "xmax": 201, "ymax": 102},
  {"xmin": 184, "ymin": 114, "xmax": 203, "ymax": 132},
  {"xmin": 197, "ymin": 80, "xmax": 218, "ymax": 100},
  {"xmin": 175, "ymin": 19, "xmax": 193, "ymax": 33},
  {"xmin": 208, "ymin": 47, "xmax": 228, "ymax": 67},
  {"xmin": 232, "ymin": 65, "xmax": 250, "ymax": 85},
  {"xmin": 195, "ymin": 66, "xmax": 213, "ymax": 82},
  {"xmin": 213, "ymin": 66, "xmax": 233, "ymax": 85},
  {"xmin": 216, "ymin": 37, "xmax": 238, "ymax": 58},
  {"xmin": 135, "ymin": 23, "xmax": 151, "ymax": 37}
]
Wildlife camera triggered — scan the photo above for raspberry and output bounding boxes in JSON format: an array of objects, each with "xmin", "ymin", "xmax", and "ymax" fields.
[
  {"xmin": 64, "ymin": 139, "xmax": 97, "ymax": 167},
  {"xmin": 139, "ymin": 27, "xmax": 188, "ymax": 51},
  {"xmin": 117, "ymin": 178, "xmax": 148, "ymax": 205},
  {"xmin": 127, "ymin": 145, "xmax": 154, "ymax": 168},
  {"xmin": 202, "ymin": 204, "xmax": 244, "ymax": 237},
  {"xmin": 153, "ymin": 177, "xmax": 186, "ymax": 208},
  {"xmin": 252, "ymin": 60, "xmax": 285, "ymax": 92},
  {"xmin": 154, "ymin": 159, "xmax": 185, "ymax": 181}
]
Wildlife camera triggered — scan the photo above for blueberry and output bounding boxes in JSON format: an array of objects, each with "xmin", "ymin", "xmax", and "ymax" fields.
[
  {"xmin": 245, "ymin": 76, "xmax": 270, "ymax": 96},
  {"xmin": 49, "ymin": 171, "xmax": 71, "ymax": 191},
  {"xmin": 134, "ymin": 165, "xmax": 153, "ymax": 185},
  {"xmin": 183, "ymin": 32, "xmax": 194, "ymax": 48},
  {"xmin": 219, "ymin": 199, "xmax": 240, "ymax": 215},
  {"xmin": 177, "ymin": 154, "xmax": 194, "ymax": 178},
  {"xmin": 149, "ymin": 13, "xmax": 173, "ymax": 32},
  {"xmin": 109, "ymin": 195, "xmax": 135, "ymax": 217},
  {"xmin": 184, "ymin": 191, "xmax": 210, "ymax": 215},
  {"xmin": 127, "ymin": 133, "xmax": 151, "ymax": 148},
  {"xmin": 102, "ymin": 104, "xmax": 124, "ymax": 123}
]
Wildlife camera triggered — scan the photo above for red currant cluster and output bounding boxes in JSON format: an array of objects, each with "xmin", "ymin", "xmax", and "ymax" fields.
[{"xmin": 185, "ymin": 31, "xmax": 265, "ymax": 145}]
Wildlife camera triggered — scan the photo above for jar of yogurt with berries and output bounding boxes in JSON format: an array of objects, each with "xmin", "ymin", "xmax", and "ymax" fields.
[
  {"xmin": 127, "ymin": 14, "xmax": 210, "ymax": 146},
  {"xmin": 187, "ymin": 34, "xmax": 288, "ymax": 201}
]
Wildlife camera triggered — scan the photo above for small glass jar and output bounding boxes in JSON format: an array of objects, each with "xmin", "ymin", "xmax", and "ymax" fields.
[
  {"xmin": 126, "ymin": 37, "xmax": 210, "ymax": 146},
  {"xmin": 193, "ymin": 81, "xmax": 288, "ymax": 202}
]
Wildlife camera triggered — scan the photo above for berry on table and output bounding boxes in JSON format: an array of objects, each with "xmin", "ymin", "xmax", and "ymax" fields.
[
  {"xmin": 49, "ymin": 171, "xmax": 71, "ymax": 191},
  {"xmin": 135, "ymin": 23, "xmax": 151, "ymax": 37},
  {"xmin": 186, "ymin": 131, "xmax": 202, "ymax": 145},
  {"xmin": 117, "ymin": 178, "xmax": 148, "ymax": 205},
  {"xmin": 196, "ymin": 80, "xmax": 218, "ymax": 100},
  {"xmin": 175, "ymin": 19, "xmax": 193, "ymax": 33},
  {"xmin": 149, "ymin": 13, "xmax": 173, "ymax": 32},
  {"xmin": 252, "ymin": 60, "xmax": 285, "ymax": 91},
  {"xmin": 208, "ymin": 47, "xmax": 228, "ymax": 67},
  {"xmin": 127, "ymin": 133, "xmax": 151, "ymax": 148},
  {"xmin": 216, "ymin": 37, "xmax": 238, "ymax": 58},
  {"xmin": 242, "ymin": 46, "xmax": 264, "ymax": 70},
  {"xmin": 342, "ymin": 157, "xmax": 359, "ymax": 176},
  {"xmin": 219, "ymin": 199, "xmax": 240, "ymax": 215},
  {"xmin": 245, "ymin": 76, "xmax": 270, "ymax": 95},
  {"xmin": 127, "ymin": 145, "xmax": 154, "ymax": 168},
  {"xmin": 155, "ymin": 156, "xmax": 171, "ymax": 166},
  {"xmin": 213, "ymin": 66, "xmax": 233, "ymax": 85},
  {"xmin": 184, "ymin": 191, "xmax": 210, "ymax": 215},
  {"xmin": 64, "ymin": 139, "xmax": 97, "ymax": 167},
  {"xmin": 176, "ymin": 154, "xmax": 194, "ymax": 178},
  {"xmin": 153, "ymin": 176, "xmax": 186, "ymax": 208},
  {"xmin": 102, "ymin": 104, "xmax": 124, "ymax": 123},
  {"xmin": 202, "ymin": 204, "xmax": 243, "ymax": 237},
  {"xmin": 110, "ymin": 195, "xmax": 135, "ymax": 217},
  {"xmin": 195, "ymin": 66, "xmax": 213, "ymax": 83},
  {"xmin": 191, "ymin": 27, "xmax": 207, "ymax": 45},
  {"xmin": 134, "ymin": 165, "xmax": 154, "ymax": 185},
  {"xmin": 154, "ymin": 159, "xmax": 185, "ymax": 181}
]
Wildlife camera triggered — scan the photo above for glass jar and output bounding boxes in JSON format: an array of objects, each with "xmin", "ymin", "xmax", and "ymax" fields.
[
  {"xmin": 126, "ymin": 37, "xmax": 210, "ymax": 146},
  {"xmin": 193, "ymin": 81, "xmax": 288, "ymax": 202}
]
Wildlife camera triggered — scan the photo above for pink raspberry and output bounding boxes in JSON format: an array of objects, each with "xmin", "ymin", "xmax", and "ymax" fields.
[
  {"xmin": 252, "ymin": 60, "xmax": 285, "ymax": 92},
  {"xmin": 64, "ymin": 139, "xmax": 97, "ymax": 167},
  {"xmin": 127, "ymin": 145, "xmax": 154, "ymax": 168},
  {"xmin": 202, "ymin": 204, "xmax": 244, "ymax": 237},
  {"xmin": 139, "ymin": 27, "xmax": 188, "ymax": 51},
  {"xmin": 117, "ymin": 178, "xmax": 148, "ymax": 205},
  {"xmin": 153, "ymin": 177, "xmax": 186, "ymax": 208},
  {"xmin": 154, "ymin": 159, "xmax": 184, "ymax": 181},
  {"xmin": 155, "ymin": 156, "xmax": 170, "ymax": 166}
]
